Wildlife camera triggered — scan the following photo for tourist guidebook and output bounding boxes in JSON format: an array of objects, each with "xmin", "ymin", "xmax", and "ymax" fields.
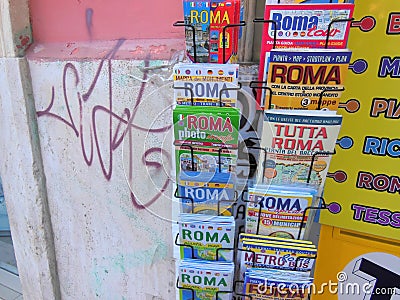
[
  {"xmin": 235, "ymin": 233, "xmax": 315, "ymax": 280},
  {"xmin": 183, "ymin": 0, "xmax": 211, "ymax": 63},
  {"xmin": 265, "ymin": 48, "xmax": 352, "ymax": 110},
  {"xmin": 256, "ymin": 3, "xmax": 354, "ymax": 106},
  {"xmin": 173, "ymin": 105, "xmax": 240, "ymax": 177},
  {"xmin": 266, "ymin": 0, "xmax": 353, "ymax": 3},
  {"xmin": 209, "ymin": 0, "xmax": 240, "ymax": 63},
  {"xmin": 243, "ymin": 268, "xmax": 313, "ymax": 300},
  {"xmin": 178, "ymin": 171, "xmax": 236, "ymax": 215},
  {"xmin": 183, "ymin": 0, "xmax": 241, "ymax": 63},
  {"xmin": 259, "ymin": 110, "xmax": 342, "ymax": 196},
  {"xmin": 173, "ymin": 63, "xmax": 239, "ymax": 107},
  {"xmin": 179, "ymin": 214, "xmax": 235, "ymax": 261},
  {"xmin": 178, "ymin": 259, "xmax": 235, "ymax": 300},
  {"xmin": 245, "ymin": 184, "xmax": 317, "ymax": 240},
  {"xmin": 239, "ymin": 238, "xmax": 317, "ymax": 282}
]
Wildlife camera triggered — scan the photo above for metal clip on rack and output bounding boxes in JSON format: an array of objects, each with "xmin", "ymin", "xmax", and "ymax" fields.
[
  {"xmin": 172, "ymin": 84, "xmax": 194, "ymax": 106},
  {"xmin": 325, "ymin": 18, "xmax": 355, "ymax": 49},
  {"xmin": 173, "ymin": 21, "xmax": 197, "ymax": 63},
  {"xmin": 317, "ymin": 87, "xmax": 345, "ymax": 110},
  {"xmin": 219, "ymin": 82, "xmax": 242, "ymax": 107},
  {"xmin": 249, "ymin": 81, "xmax": 273, "ymax": 110},
  {"xmin": 222, "ymin": 21, "xmax": 247, "ymax": 64}
]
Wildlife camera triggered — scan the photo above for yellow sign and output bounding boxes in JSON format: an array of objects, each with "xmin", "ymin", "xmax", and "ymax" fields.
[
  {"xmin": 320, "ymin": 1, "xmax": 400, "ymax": 240},
  {"xmin": 313, "ymin": 225, "xmax": 400, "ymax": 299}
]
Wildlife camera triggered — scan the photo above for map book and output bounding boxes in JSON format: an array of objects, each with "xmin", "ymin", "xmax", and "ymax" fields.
[
  {"xmin": 173, "ymin": 105, "xmax": 240, "ymax": 180},
  {"xmin": 256, "ymin": 3, "xmax": 354, "ymax": 107},
  {"xmin": 264, "ymin": 48, "xmax": 352, "ymax": 110},
  {"xmin": 183, "ymin": 0, "xmax": 211, "ymax": 63},
  {"xmin": 209, "ymin": 0, "xmax": 240, "ymax": 63},
  {"xmin": 259, "ymin": 110, "xmax": 342, "ymax": 196},
  {"xmin": 178, "ymin": 171, "xmax": 236, "ymax": 215},
  {"xmin": 178, "ymin": 259, "xmax": 235, "ymax": 300},
  {"xmin": 243, "ymin": 268, "xmax": 313, "ymax": 299},
  {"xmin": 244, "ymin": 184, "xmax": 317, "ymax": 239},
  {"xmin": 239, "ymin": 239, "xmax": 317, "ymax": 281},
  {"xmin": 173, "ymin": 63, "xmax": 239, "ymax": 107},
  {"xmin": 179, "ymin": 213, "xmax": 235, "ymax": 261}
]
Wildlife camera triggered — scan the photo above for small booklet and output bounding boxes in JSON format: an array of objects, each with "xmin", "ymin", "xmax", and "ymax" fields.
[
  {"xmin": 173, "ymin": 105, "xmax": 240, "ymax": 180},
  {"xmin": 245, "ymin": 184, "xmax": 317, "ymax": 240},
  {"xmin": 238, "ymin": 237, "xmax": 317, "ymax": 281},
  {"xmin": 243, "ymin": 268, "xmax": 313, "ymax": 300},
  {"xmin": 173, "ymin": 63, "xmax": 239, "ymax": 106},
  {"xmin": 179, "ymin": 213, "xmax": 235, "ymax": 261},
  {"xmin": 183, "ymin": 0, "xmax": 211, "ymax": 63},
  {"xmin": 178, "ymin": 259, "xmax": 235, "ymax": 300},
  {"xmin": 178, "ymin": 171, "xmax": 236, "ymax": 215}
]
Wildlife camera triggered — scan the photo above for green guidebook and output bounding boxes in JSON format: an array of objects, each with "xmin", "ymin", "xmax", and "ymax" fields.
[
  {"xmin": 173, "ymin": 105, "xmax": 240, "ymax": 180},
  {"xmin": 178, "ymin": 259, "xmax": 235, "ymax": 300},
  {"xmin": 173, "ymin": 105, "xmax": 240, "ymax": 149},
  {"xmin": 179, "ymin": 213, "xmax": 235, "ymax": 261}
]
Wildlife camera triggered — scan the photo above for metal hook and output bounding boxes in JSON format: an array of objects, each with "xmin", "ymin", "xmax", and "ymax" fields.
[
  {"xmin": 317, "ymin": 87, "xmax": 345, "ymax": 110},
  {"xmin": 175, "ymin": 233, "xmax": 196, "ymax": 259},
  {"xmin": 219, "ymin": 82, "xmax": 242, "ymax": 107},
  {"xmin": 174, "ymin": 186, "xmax": 195, "ymax": 214},
  {"xmin": 325, "ymin": 18, "xmax": 355, "ymax": 49},
  {"xmin": 173, "ymin": 84, "xmax": 194, "ymax": 106},
  {"xmin": 253, "ymin": 19, "xmax": 278, "ymax": 49},
  {"xmin": 173, "ymin": 21, "xmax": 198, "ymax": 62},
  {"xmin": 222, "ymin": 21, "xmax": 247, "ymax": 64},
  {"xmin": 306, "ymin": 150, "xmax": 336, "ymax": 184},
  {"xmin": 249, "ymin": 81, "xmax": 273, "ymax": 109}
]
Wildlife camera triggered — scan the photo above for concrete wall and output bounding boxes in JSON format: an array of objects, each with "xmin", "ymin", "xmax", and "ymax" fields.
[{"xmin": 27, "ymin": 39, "xmax": 184, "ymax": 299}]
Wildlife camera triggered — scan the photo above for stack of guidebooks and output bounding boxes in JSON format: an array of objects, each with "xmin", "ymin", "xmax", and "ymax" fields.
[
  {"xmin": 243, "ymin": 268, "xmax": 313, "ymax": 300},
  {"xmin": 237, "ymin": 233, "xmax": 317, "ymax": 282},
  {"xmin": 178, "ymin": 259, "xmax": 235, "ymax": 299},
  {"xmin": 244, "ymin": 184, "xmax": 318, "ymax": 240},
  {"xmin": 173, "ymin": 105, "xmax": 240, "ymax": 215},
  {"xmin": 179, "ymin": 213, "xmax": 236, "ymax": 261}
]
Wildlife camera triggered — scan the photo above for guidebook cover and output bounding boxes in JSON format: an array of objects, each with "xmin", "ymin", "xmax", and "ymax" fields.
[
  {"xmin": 178, "ymin": 259, "xmax": 235, "ymax": 300},
  {"xmin": 239, "ymin": 239, "xmax": 317, "ymax": 281},
  {"xmin": 179, "ymin": 214, "xmax": 235, "ymax": 261},
  {"xmin": 256, "ymin": 3, "xmax": 354, "ymax": 107},
  {"xmin": 245, "ymin": 185, "xmax": 317, "ymax": 239},
  {"xmin": 173, "ymin": 106, "xmax": 240, "ymax": 148},
  {"xmin": 178, "ymin": 171, "xmax": 236, "ymax": 215},
  {"xmin": 173, "ymin": 63, "xmax": 239, "ymax": 107},
  {"xmin": 265, "ymin": 48, "xmax": 352, "ymax": 110},
  {"xmin": 183, "ymin": 0, "xmax": 211, "ymax": 63},
  {"xmin": 209, "ymin": 0, "xmax": 240, "ymax": 63},
  {"xmin": 259, "ymin": 110, "xmax": 342, "ymax": 195}
]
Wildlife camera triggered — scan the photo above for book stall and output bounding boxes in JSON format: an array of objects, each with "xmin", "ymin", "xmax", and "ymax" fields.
[{"xmin": 171, "ymin": 0, "xmax": 400, "ymax": 299}]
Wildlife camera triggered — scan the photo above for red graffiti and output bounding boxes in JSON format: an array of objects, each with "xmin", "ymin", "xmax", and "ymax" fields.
[{"xmin": 37, "ymin": 39, "xmax": 172, "ymax": 209}]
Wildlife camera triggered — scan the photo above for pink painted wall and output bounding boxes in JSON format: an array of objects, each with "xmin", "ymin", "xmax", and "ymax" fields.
[{"xmin": 29, "ymin": 0, "xmax": 185, "ymax": 42}]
